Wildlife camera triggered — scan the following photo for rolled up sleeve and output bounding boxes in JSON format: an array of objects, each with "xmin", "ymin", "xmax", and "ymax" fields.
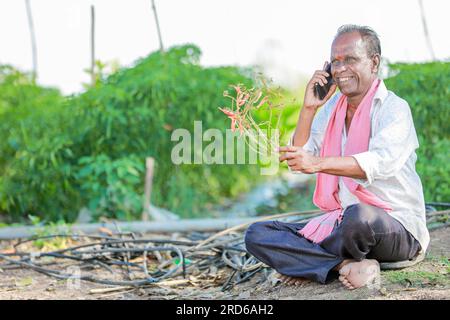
[{"xmin": 351, "ymin": 100, "xmax": 419, "ymax": 187}]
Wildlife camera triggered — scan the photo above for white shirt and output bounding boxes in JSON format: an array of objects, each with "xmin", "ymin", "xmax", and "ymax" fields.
[{"xmin": 289, "ymin": 80, "xmax": 430, "ymax": 253}]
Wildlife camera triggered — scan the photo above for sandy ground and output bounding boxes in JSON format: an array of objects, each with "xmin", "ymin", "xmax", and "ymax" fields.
[{"xmin": 0, "ymin": 227, "xmax": 448, "ymax": 300}]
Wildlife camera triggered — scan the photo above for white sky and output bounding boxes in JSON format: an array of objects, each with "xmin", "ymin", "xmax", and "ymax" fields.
[{"xmin": 1, "ymin": 0, "xmax": 449, "ymax": 94}]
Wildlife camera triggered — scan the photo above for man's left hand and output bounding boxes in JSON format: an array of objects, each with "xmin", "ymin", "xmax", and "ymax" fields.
[{"xmin": 278, "ymin": 146, "xmax": 321, "ymax": 174}]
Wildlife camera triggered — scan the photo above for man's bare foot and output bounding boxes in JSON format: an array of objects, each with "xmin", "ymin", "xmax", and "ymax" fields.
[
  {"xmin": 333, "ymin": 259, "xmax": 355, "ymax": 271},
  {"xmin": 276, "ymin": 273, "xmax": 310, "ymax": 286},
  {"xmin": 338, "ymin": 259, "xmax": 380, "ymax": 290}
]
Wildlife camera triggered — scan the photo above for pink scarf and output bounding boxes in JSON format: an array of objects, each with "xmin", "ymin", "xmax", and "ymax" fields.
[{"xmin": 299, "ymin": 79, "xmax": 392, "ymax": 243}]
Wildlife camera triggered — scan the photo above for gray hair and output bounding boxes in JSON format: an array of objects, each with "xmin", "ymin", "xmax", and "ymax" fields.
[{"xmin": 334, "ymin": 24, "xmax": 381, "ymax": 57}]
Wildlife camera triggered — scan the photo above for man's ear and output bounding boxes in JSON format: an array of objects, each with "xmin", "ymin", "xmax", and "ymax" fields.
[{"xmin": 371, "ymin": 54, "xmax": 381, "ymax": 74}]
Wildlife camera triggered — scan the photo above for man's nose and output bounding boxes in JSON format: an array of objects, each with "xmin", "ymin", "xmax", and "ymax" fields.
[{"xmin": 333, "ymin": 63, "xmax": 347, "ymax": 74}]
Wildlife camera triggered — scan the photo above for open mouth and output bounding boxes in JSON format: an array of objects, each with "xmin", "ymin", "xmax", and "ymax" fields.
[{"xmin": 337, "ymin": 76, "xmax": 354, "ymax": 84}]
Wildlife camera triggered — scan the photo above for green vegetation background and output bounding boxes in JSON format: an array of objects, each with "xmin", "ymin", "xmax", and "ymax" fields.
[{"xmin": 0, "ymin": 44, "xmax": 448, "ymax": 224}]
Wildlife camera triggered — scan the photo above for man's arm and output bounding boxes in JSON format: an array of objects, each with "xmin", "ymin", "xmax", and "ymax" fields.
[
  {"xmin": 281, "ymin": 97, "xmax": 418, "ymax": 184},
  {"xmin": 292, "ymin": 63, "xmax": 338, "ymax": 147},
  {"xmin": 317, "ymin": 156, "xmax": 367, "ymax": 179},
  {"xmin": 279, "ymin": 146, "xmax": 367, "ymax": 179},
  {"xmin": 292, "ymin": 108, "xmax": 317, "ymax": 147}
]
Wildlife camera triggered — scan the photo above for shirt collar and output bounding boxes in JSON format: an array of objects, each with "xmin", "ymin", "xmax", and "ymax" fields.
[{"xmin": 373, "ymin": 79, "xmax": 388, "ymax": 104}]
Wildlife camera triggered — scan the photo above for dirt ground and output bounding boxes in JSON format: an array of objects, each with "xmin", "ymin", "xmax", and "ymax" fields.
[{"xmin": 0, "ymin": 227, "xmax": 448, "ymax": 300}]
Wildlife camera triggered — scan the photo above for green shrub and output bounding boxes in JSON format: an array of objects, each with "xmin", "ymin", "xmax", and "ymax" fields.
[
  {"xmin": 0, "ymin": 66, "xmax": 81, "ymax": 222},
  {"xmin": 75, "ymin": 155, "xmax": 144, "ymax": 221},
  {"xmin": 0, "ymin": 45, "xmax": 265, "ymax": 222},
  {"xmin": 385, "ymin": 62, "xmax": 450, "ymax": 202},
  {"xmin": 68, "ymin": 44, "xmax": 267, "ymax": 219}
]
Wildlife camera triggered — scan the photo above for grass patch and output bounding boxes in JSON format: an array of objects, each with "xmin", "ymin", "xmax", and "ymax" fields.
[
  {"xmin": 384, "ymin": 269, "xmax": 449, "ymax": 287},
  {"xmin": 426, "ymin": 255, "xmax": 450, "ymax": 275}
]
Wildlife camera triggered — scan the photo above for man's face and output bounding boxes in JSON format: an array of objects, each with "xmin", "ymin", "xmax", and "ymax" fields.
[{"xmin": 330, "ymin": 32, "xmax": 378, "ymax": 100}]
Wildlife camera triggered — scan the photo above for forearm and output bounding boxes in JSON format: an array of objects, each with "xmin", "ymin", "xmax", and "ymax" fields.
[
  {"xmin": 292, "ymin": 107, "xmax": 317, "ymax": 147},
  {"xmin": 317, "ymin": 156, "xmax": 367, "ymax": 179}
]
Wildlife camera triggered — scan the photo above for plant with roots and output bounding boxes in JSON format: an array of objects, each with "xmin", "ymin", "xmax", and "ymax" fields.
[{"xmin": 219, "ymin": 78, "xmax": 286, "ymax": 157}]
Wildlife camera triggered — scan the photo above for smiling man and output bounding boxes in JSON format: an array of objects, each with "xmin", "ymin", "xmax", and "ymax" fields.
[{"xmin": 244, "ymin": 25, "xmax": 429, "ymax": 290}]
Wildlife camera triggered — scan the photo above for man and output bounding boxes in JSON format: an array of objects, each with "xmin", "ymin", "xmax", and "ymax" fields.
[{"xmin": 244, "ymin": 24, "xmax": 429, "ymax": 290}]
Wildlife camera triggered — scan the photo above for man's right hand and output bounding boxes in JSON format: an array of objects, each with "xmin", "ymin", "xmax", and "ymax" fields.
[{"xmin": 303, "ymin": 61, "xmax": 337, "ymax": 111}]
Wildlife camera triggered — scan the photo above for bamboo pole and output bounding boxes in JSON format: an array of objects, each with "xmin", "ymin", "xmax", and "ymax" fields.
[
  {"xmin": 24, "ymin": 0, "xmax": 38, "ymax": 81},
  {"xmin": 0, "ymin": 210, "xmax": 322, "ymax": 240},
  {"xmin": 151, "ymin": 0, "xmax": 164, "ymax": 53},
  {"xmin": 141, "ymin": 157, "xmax": 155, "ymax": 221},
  {"xmin": 90, "ymin": 5, "xmax": 96, "ymax": 86},
  {"xmin": 418, "ymin": 0, "xmax": 436, "ymax": 61},
  {"xmin": 0, "ymin": 210, "xmax": 446, "ymax": 240},
  {"xmin": 0, "ymin": 217, "xmax": 262, "ymax": 240}
]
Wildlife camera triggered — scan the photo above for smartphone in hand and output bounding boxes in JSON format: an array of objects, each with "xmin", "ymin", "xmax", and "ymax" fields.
[{"xmin": 314, "ymin": 63, "xmax": 334, "ymax": 100}]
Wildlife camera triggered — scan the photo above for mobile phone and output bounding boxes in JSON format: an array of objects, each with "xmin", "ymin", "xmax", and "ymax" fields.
[{"xmin": 314, "ymin": 63, "xmax": 334, "ymax": 100}]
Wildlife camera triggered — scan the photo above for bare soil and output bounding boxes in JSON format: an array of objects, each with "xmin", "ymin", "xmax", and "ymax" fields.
[{"xmin": 0, "ymin": 227, "xmax": 448, "ymax": 300}]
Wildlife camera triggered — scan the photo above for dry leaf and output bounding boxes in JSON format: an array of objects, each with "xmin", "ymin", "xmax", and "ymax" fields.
[
  {"xmin": 0, "ymin": 248, "xmax": 16, "ymax": 255},
  {"xmin": 16, "ymin": 277, "xmax": 33, "ymax": 287},
  {"xmin": 403, "ymin": 288, "xmax": 418, "ymax": 291},
  {"xmin": 97, "ymin": 227, "xmax": 113, "ymax": 236},
  {"xmin": 46, "ymin": 284, "xmax": 56, "ymax": 292},
  {"xmin": 379, "ymin": 287, "xmax": 388, "ymax": 296}
]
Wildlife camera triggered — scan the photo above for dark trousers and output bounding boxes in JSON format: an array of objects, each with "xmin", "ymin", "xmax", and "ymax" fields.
[{"xmin": 244, "ymin": 203, "xmax": 421, "ymax": 284}]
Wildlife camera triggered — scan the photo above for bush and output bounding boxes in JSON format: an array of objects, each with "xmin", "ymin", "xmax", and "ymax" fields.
[
  {"xmin": 0, "ymin": 66, "xmax": 81, "ymax": 222},
  {"xmin": 0, "ymin": 45, "xmax": 265, "ymax": 222},
  {"xmin": 69, "ymin": 44, "xmax": 267, "ymax": 219},
  {"xmin": 385, "ymin": 62, "xmax": 450, "ymax": 202}
]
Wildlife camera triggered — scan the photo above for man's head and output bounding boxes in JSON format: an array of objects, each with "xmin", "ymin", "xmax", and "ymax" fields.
[{"xmin": 330, "ymin": 25, "xmax": 381, "ymax": 104}]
